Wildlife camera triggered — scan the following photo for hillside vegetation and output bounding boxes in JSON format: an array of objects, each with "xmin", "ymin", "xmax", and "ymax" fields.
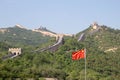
[
  {"xmin": 0, "ymin": 25, "xmax": 120, "ymax": 80},
  {"xmin": 0, "ymin": 26, "xmax": 55, "ymax": 47},
  {"xmin": 77, "ymin": 25, "xmax": 120, "ymax": 53}
]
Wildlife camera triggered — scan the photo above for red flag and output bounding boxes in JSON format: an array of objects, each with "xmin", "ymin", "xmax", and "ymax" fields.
[{"xmin": 72, "ymin": 49, "xmax": 85, "ymax": 60}]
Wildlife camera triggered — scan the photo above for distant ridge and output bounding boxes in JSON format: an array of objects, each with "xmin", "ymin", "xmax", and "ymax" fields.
[
  {"xmin": 14, "ymin": 24, "xmax": 27, "ymax": 29},
  {"xmin": 0, "ymin": 25, "xmax": 52, "ymax": 46},
  {"xmin": 33, "ymin": 26, "xmax": 73, "ymax": 41},
  {"xmin": 77, "ymin": 22, "xmax": 120, "ymax": 53}
]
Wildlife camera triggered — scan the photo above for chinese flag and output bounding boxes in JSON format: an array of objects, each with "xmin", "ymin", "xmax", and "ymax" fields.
[{"xmin": 72, "ymin": 49, "xmax": 85, "ymax": 60}]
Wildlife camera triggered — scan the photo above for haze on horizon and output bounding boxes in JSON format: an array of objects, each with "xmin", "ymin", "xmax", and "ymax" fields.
[{"xmin": 0, "ymin": 0, "xmax": 120, "ymax": 34}]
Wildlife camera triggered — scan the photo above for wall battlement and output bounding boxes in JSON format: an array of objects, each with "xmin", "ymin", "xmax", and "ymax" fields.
[
  {"xmin": 9, "ymin": 48, "xmax": 21, "ymax": 56},
  {"xmin": 91, "ymin": 22, "xmax": 99, "ymax": 29}
]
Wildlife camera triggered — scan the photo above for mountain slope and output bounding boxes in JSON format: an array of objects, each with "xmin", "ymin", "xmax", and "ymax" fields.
[
  {"xmin": 77, "ymin": 23, "xmax": 120, "ymax": 53},
  {"xmin": 0, "ymin": 25, "xmax": 54, "ymax": 47}
]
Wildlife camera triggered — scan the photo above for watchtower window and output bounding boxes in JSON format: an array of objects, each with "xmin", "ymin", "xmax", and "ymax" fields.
[{"xmin": 14, "ymin": 53, "xmax": 16, "ymax": 55}]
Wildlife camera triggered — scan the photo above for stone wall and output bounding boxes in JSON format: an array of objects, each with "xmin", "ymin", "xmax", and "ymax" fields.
[{"xmin": 9, "ymin": 48, "xmax": 21, "ymax": 56}]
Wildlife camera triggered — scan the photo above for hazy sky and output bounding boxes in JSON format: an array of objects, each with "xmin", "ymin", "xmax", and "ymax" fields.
[{"xmin": 0, "ymin": 0, "xmax": 120, "ymax": 34}]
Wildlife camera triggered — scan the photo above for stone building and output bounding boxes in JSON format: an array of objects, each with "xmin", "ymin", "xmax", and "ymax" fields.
[
  {"xmin": 92, "ymin": 22, "xmax": 99, "ymax": 29},
  {"xmin": 8, "ymin": 48, "xmax": 21, "ymax": 56}
]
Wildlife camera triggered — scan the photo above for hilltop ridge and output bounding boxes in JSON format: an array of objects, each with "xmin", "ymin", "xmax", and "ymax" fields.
[
  {"xmin": 15, "ymin": 24, "xmax": 27, "ymax": 29},
  {"xmin": 0, "ymin": 25, "xmax": 53, "ymax": 47},
  {"xmin": 77, "ymin": 22, "xmax": 120, "ymax": 53},
  {"xmin": 33, "ymin": 26, "xmax": 73, "ymax": 40}
]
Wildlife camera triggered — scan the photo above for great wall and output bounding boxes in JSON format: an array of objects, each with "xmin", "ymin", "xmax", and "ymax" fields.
[
  {"xmin": 2, "ymin": 22, "xmax": 100, "ymax": 60},
  {"xmin": 2, "ymin": 27, "xmax": 71, "ymax": 60},
  {"xmin": 34, "ymin": 34, "xmax": 64, "ymax": 53},
  {"xmin": 78, "ymin": 22, "xmax": 101, "ymax": 42},
  {"xmin": 2, "ymin": 48, "xmax": 21, "ymax": 60}
]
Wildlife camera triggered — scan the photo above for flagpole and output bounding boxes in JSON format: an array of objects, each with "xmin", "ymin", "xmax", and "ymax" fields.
[{"xmin": 85, "ymin": 48, "xmax": 86, "ymax": 80}]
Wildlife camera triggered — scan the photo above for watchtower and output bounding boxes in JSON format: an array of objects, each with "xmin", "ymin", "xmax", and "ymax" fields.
[
  {"xmin": 8, "ymin": 48, "xmax": 21, "ymax": 56},
  {"xmin": 92, "ymin": 22, "xmax": 99, "ymax": 29}
]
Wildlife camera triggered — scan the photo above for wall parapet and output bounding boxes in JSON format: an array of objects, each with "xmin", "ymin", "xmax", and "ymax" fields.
[{"xmin": 9, "ymin": 48, "xmax": 21, "ymax": 56}]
